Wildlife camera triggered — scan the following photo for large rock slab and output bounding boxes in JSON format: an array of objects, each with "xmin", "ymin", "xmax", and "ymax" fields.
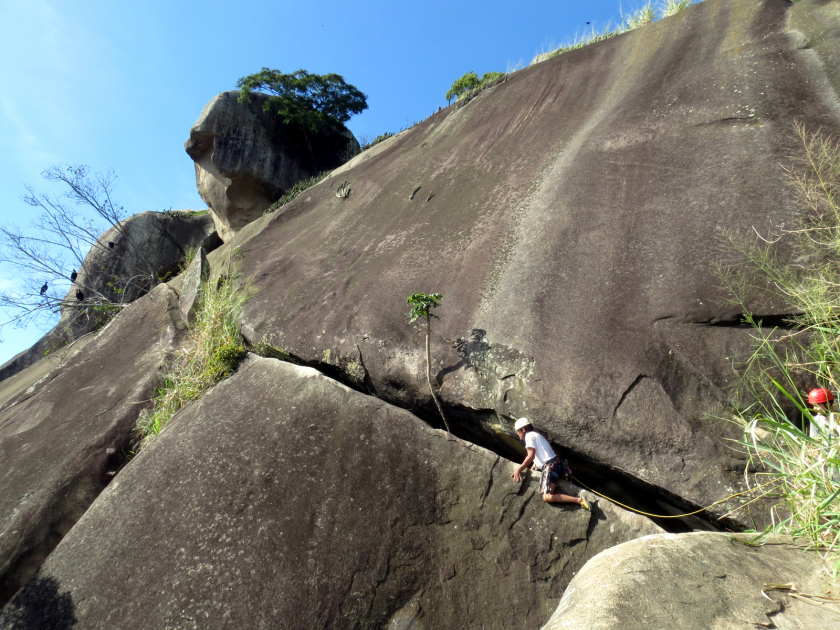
[
  {"xmin": 0, "ymin": 355, "xmax": 662, "ymax": 629},
  {"xmin": 208, "ymin": 0, "xmax": 840, "ymax": 525},
  {"xmin": 0, "ymin": 283, "xmax": 185, "ymax": 606},
  {"xmin": 541, "ymin": 532, "xmax": 837, "ymax": 630},
  {"xmin": 185, "ymin": 91, "xmax": 359, "ymax": 242}
]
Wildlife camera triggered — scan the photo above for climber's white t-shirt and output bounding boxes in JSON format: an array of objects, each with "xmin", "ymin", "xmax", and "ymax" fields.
[
  {"xmin": 525, "ymin": 431, "xmax": 557, "ymax": 468},
  {"xmin": 810, "ymin": 412, "xmax": 839, "ymax": 439}
]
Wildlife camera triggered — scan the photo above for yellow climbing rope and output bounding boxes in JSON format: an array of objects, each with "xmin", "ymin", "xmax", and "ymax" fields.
[{"xmin": 571, "ymin": 475, "xmax": 781, "ymax": 520}]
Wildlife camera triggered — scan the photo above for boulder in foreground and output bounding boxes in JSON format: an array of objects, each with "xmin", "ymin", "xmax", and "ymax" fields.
[
  {"xmin": 1, "ymin": 355, "xmax": 661, "ymax": 630},
  {"xmin": 0, "ymin": 283, "xmax": 185, "ymax": 606},
  {"xmin": 542, "ymin": 532, "xmax": 836, "ymax": 630}
]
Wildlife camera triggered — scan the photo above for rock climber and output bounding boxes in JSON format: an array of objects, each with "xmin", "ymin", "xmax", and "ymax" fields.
[
  {"xmin": 808, "ymin": 387, "xmax": 839, "ymax": 438},
  {"xmin": 510, "ymin": 417, "xmax": 591, "ymax": 510}
]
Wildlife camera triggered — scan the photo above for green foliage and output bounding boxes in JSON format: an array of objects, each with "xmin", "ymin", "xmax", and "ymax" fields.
[
  {"xmin": 135, "ymin": 266, "xmax": 251, "ymax": 448},
  {"xmin": 445, "ymin": 72, "xmax": 480, "ymax": 104},
  {"xmin": 206, "ymin": 342, "xmax": 248, "ymax": 380},
  {"xmin": 407, "ymin": 292, "xmax": 443, "ymax": 323},
  {"xmin": 480, "ymin": 71, "xmax": 505, "ymax": 85},
  {"xmin": 445, "ymin": 71, "xmax": 506, "ymax": 104},
  {"xmin": 237, "ymin": 68, "xmax": 368, "ymax": 133},
  {"xmin": 719, "ymin": 124, "xmax": 840, "ymax": 580},
  {"xmin": 265, "ymin": 171, "xmax": 331, "ymax": 215}
]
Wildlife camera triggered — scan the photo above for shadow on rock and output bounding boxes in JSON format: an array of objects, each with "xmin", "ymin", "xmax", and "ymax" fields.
[
  {"xmin": 0, "ymin": 576, "xmax": 76, "ymax": 629},
  {"xmin": 438, "ymin": 329, "xmax": 492, "ymax": 385}
]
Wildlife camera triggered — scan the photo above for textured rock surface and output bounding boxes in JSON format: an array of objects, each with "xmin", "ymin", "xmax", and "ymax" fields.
[
  {"xmin": 197, "ymin": 0, "xmax": 840, "ymax": 526},
  {"xmin": 541, "ymin": 532, "xmax": 836, "ymax": 630},
  {"xmin": 0, "ymin": 355, "xmax": 661, "ymax": 630},
  {"xmin": 185, "ymin": 91, "xmax": 359, "ymax": 241},
  {"xmin": 0, "ymin": 284, "xmax": 185, "ymax": 606},
  {"xmin": 179, "ymin": 247, "xmax": 209, "ymax": 325}
]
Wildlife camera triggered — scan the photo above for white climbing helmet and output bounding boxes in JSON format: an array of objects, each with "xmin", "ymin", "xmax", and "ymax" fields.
[{"xmin": 514, "ymin": 417, "xmax": 530, "ymax": 431}]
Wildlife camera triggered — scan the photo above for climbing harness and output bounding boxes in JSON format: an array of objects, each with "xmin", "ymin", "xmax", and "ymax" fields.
[
  {"xmin": 570, "ymin": 475, "xmax": 783, "ymax": 520},
  {"xmin": 538, "ymin": 457, "xmax": 573, "ymax": 495}
]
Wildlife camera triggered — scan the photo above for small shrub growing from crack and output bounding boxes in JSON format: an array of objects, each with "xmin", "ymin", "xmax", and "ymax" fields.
[
  {"xmin": 264, "ymin": 171, "xmax": 331, "ymax": 215},
  {"xmin": 407, "ymin": 292, "xmax": 451, "ymax": 433},
  {"xmin": 335, "ymin": 180, "xmax": 351, "ymax": 199},
  {"xmin": 134, "ymin": 269, "xmax": 251, "ymax": 449}
]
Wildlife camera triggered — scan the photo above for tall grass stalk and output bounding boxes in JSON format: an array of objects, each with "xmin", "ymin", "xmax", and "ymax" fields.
[
  {"xmin": 719, "ymin": 123, "xmax": 840, "ymax": 581},
  {"xmin": 135, "ymin": 270, "xmax": 249, "ymax": 449},
  {"xmin": 620, "ymin": 3, "xmax": 656, "ymax": 31},
  {"xmin": 661, "ymin": 0, "xmax": 693, "ymax": 18}
]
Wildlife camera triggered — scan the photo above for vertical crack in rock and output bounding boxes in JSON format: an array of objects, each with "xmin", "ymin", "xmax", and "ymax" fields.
[
  {"xmin": 479, "ymin": 457, "xmax": 499, "ymax": 508},
  {"xmin": 355, "ymin": 343, "xmax": 377, "ymax": 396},
  {"xmin": 612, "ymin": 374, "xmax": 647, "ymax": 418}
]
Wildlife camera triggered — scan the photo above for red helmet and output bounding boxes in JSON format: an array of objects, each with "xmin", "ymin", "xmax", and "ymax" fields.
[{"xmin": 808, "ymin": 388, "xmax": 835, "ymax": 405}]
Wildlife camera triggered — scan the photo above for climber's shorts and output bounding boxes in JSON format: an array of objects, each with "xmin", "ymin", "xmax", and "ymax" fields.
[{"xmin": 539, "ymin": 459, "xmax": 562, "ymax": 495}]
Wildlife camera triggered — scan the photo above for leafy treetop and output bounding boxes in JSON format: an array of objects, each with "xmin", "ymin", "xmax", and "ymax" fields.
[
  {"xmin": 237, "ymin": 68, "xmax": 368, "ymax": 133},
  {"xmin": 445, "ymin": 71, "xmax": 505, "ymax": 104},
  {"xmin": 407, "ymin": 292, "xmax": 443, "ymax": 323}
]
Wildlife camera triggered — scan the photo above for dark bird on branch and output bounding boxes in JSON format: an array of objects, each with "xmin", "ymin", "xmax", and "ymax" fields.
[
  {"xmin": 108, "ymin": 241, "xmax": 114, "ymax": 249},
  {"xmin": 40, "ymin": 282, "xmax": 48, "ymax": 296},
  {"xmin": 70, "ymin": 270, "xmax": 77, "ymax": 282},
  {"xmin": 76, "ymin": 290, "xmax": 84, "ymax": 302}
]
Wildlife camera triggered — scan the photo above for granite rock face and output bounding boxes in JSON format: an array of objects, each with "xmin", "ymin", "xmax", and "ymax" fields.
[
  {"xmin": 541, "ymin": 532, "xmax": 836, "ymax": 630},
  {"xmin": 203, "ymin": 0, "xmax": 840, "ymax": 527},
  {"xmin": 185, "ymin": 91, "xmax": 359, "ymax": 241},
  {"xmin": 0, "ymin": 355, "xmax": 661, "ymax": 630},
  {"xmin": 0, "ymin": 283, "xmax": 185, "ymax": 607}
]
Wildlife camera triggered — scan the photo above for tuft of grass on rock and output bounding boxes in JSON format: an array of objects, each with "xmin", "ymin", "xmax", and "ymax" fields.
[
  {"xmin": 621, "ymin": 2, "xmax": 656, "ymax": 31},
  {"xmin": 547, "ymin": 1, "xmax": 692, "ymax": 61},
  {"xmin": 360, "ymin": 131, "xmax": 396, "ymax": 152},
  {"xmin": 718, "ymin": 123, "xmax": 840, "ymax": 583},
  {"xmin": 661, "ymin": 0, "xmax": 693, "ymax": 17},
  {"xmin": 135, "ymin": 271, "xmax": 250, "ymax": 449},
  {"xmin": 264, "ymin": 171, "xmax": 331, "ymax": 215}
]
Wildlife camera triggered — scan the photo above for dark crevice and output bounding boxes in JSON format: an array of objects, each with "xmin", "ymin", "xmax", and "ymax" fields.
[
  {"xmin": 356, "ymin": 344, "xmax": 378, "ymax": 396},
  {"xmin": 565, "ymin": 452, "xmax": 731, "ymax": 534},
  {"xmin": 479, "ymin": 458, "xmax": 498, "ymax": 508},
  {"xmin": 656, "ymin": 313, "xmax": 801, "ymax": 329},
  {"xmin": 700, "ymin": 313, "xmax": 799, "ymax": 329},
  {"xmin": 242, "ymin": 346, "xmax": 735, "ymax": 535},
  {"xmin": 612, "ymin": 374, "xmax": 647, "ymax": 418}
]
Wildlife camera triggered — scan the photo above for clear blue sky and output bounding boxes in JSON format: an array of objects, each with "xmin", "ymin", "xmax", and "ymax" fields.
[{"xmin": 0, "ymin": 0, "xmax": 696, "ymax": 365}]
